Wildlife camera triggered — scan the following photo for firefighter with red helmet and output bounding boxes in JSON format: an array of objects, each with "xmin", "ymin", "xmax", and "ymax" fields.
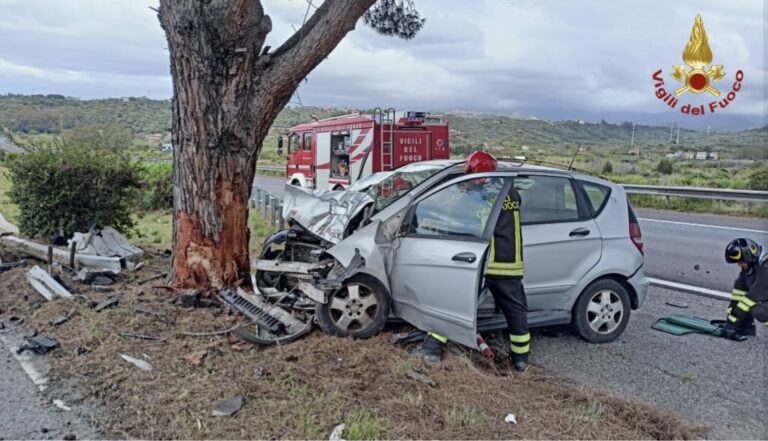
[
  {"xmin": 717, "ymin": 237, "xmax": 768, "ymax": 340},
  {"xmin": 414, "ymin": 150, "xmax": 531, "ymax": 372}
]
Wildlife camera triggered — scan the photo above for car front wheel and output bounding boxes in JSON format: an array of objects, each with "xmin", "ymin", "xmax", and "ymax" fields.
[
  {"xmin": 572, "ymin": 279, "xmax": 631, "ymax": 343},
  {"xmin": 316, "ymin": 276, "xmax": 390, "ymax": 339}
]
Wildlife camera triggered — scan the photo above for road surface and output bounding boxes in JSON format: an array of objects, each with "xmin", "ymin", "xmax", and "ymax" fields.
[{"xmin": 253, "ymin": 174, "xmax": 768, "ymax": 293}]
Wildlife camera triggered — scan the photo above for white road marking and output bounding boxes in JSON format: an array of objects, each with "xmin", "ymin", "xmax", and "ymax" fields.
[
  {"xmin": 639, "ymin": 218, "xmax": 768, "ymax": 234},
  {"xmin": 648, "ymin": 277, "xmax": 730, "ymax": 301},
  {"xmin": 0, "ymin": 334, "xmax": 49, "ymax": 391}
]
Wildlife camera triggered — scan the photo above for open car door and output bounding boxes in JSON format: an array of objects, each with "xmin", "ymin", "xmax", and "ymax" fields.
[{"xmin": 388, "ymin": 175, "xmax": 511, "ymax": 348}]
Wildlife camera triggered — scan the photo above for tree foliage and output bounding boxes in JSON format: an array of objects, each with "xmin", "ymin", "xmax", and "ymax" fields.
[
  {"xmin": 63, "ymin": 124, "xmax": 134, "ymax": 150},
  {"xmin": 363, "ymin": 0, "xmax": 425, "ymax": 39}
]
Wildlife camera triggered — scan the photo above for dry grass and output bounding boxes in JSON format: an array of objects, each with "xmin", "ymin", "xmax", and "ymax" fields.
[{"xmin": 0, "ymin": 245, "xmax": 704, "ymax": 440}]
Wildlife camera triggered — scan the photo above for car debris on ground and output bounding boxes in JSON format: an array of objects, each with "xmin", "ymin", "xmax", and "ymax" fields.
[
  {"xmin": 211, "ymin": 395, "xmax": 243, "ymax": 417},
  {"xmin": 16, "ymin": 335, "xmax": 59, "ymax": 355},
  {"xmin": 119, "ymin": 354, "xmax": 153, "ymax": 371},
  {"xmin": 26, "ymin": 265, "xmax": 73, "ymax": 301}
]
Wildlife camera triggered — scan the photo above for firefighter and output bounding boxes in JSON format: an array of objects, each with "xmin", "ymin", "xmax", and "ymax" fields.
[
  {"xmin": 718, "ymin": 237, "xmax": 768, "ymax": 340},
  {"xmin": 414, "ymin": 150, "xmax": 530, "ymax": 372}
]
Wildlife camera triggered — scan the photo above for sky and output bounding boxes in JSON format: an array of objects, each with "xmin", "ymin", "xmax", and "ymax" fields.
[{"xmin": 0, "ymin": 0, "xmax": 764, "ymax": 129}]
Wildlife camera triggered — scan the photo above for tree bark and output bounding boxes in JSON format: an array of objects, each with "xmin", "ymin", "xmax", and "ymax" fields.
[{"xmin": 159, "ymin": 0, "xmax": 375, "ymax": 289}]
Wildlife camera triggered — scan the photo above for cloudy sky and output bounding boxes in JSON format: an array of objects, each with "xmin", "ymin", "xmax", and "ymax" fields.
[{"xmin": 0, "ymin": 0, "xmax": 764, "ymax": 129}]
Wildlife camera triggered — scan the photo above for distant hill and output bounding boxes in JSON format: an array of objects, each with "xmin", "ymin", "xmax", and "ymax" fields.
[{"xmin": 0, "ymin": 94, "xmax": 764, "ymax": 159}]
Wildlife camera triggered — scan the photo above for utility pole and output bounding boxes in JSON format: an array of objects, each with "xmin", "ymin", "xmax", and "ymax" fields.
[
  {"xmin": 669, "ymin": 123, "xmax": 674, "ymax": 142},
  {"xmin": 676, "ymin": 126, "xmax": 680, "ymax": 145},
  {"xmin": 630, "ymin": 123, "xmax": 635, "ymax": 146}
]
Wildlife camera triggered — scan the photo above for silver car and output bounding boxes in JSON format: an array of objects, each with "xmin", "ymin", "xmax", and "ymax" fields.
[{"xmin": 255, "ymin": 160, "xmax": 648, "ymax": 349}]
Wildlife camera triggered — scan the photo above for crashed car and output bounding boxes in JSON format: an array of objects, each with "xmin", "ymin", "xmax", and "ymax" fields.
[{"xmin": 247, "ymin": 160, "xmax": 649, "ymax": 350}]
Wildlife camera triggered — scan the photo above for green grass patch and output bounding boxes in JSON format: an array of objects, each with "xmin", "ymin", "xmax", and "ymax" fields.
[
  {"xmin": 0, "ymin": 166, "xmax": 20, "ymax": 223},
  {"xmin": 345, "ymin": 409, "xmax": 388, "ymax": 440}
]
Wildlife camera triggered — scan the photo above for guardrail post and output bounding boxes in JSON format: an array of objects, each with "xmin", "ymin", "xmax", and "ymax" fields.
[
  {"xmin": 664, "ymin": 195, "xmax": 670, "ymax": 206},
  {"xmin": 260, "ymin": 192, "xmax": 269, "ymax": 219},
  {"xmin": 251, "ymin": 188, "xmax": 260, "ymax": 209}
]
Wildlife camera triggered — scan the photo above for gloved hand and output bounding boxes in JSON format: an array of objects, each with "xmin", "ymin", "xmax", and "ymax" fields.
[{"xmin": 717, "ymin": 323, "xmax": 748, "ymax": 341}]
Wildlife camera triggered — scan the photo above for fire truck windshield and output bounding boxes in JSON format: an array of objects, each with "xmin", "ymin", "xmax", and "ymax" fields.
[{"xmin": 349, "ymin": 162, "xmax": 448, "ymax": 212}]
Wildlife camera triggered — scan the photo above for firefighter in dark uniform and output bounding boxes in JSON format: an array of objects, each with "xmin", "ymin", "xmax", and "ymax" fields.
[
  {"xmin": 415, "ymin": 150, "xmax": 530, "ymax": 372},
  {"xmin": 718, "ymin": 237, "xmax": 768, "ymax": 339}
]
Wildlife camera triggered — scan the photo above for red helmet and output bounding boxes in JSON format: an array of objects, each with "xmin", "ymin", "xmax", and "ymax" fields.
[{"xmin": 464, "ymin": 150, "xmax": 497, "ymax": 174}]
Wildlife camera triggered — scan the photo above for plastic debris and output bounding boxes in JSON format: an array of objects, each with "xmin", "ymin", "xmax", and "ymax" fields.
[
  {"xmin": 17, "ymin": 336, "xmax": 59, "ymax": 355},
  {"xmin": 50, "ymin": 315, "xmax": 69, "ymax": 326},
  {"xmin": 94, "ymin": 297, "xmax": 119, "ymax": 312},
  {"xmin": 120, "ymin": 354, "xmax": 153, "ymax": 371},
  {"xmin": 329, "ymin": 423, "xmax": 346, "ymax": 441},
  {"xmin": 211, "ymin": 395, "xmax": 243, "ymax": 417},
  {"xmin": 504, "ymin": 413, "xmax": 517, "ymax": 424},
  {"xmin": 26, "ymin": 266, "xmax": 73, "ymax": 301}
]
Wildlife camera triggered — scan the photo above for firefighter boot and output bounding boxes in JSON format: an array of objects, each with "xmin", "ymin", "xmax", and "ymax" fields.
[
  {"xmin": 738, "ymin": 322, "xmax": 757, "ymax": 337},
  {"xmin": 412, "ymin": 334, "xmax": 445, "ymax": 365}
]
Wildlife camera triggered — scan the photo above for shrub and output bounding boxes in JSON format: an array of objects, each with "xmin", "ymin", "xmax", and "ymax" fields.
[
  {"xmin": 602, "ymin": 160, "xmax": 613, "ymax": 174},
  {"xmin": 656, "ymin": 158, "xmax": 674, "ymax": 175},
  {"xmin": 7, "ymin": 142, "xmax": 141, "ymax": 239},
  {"xmin": 747, "ymin": 167, "xmax": 768, "ymax": 191},
  {"xmin": 138, "ymin": 162, "xmax": 173, "ymax": 211}
]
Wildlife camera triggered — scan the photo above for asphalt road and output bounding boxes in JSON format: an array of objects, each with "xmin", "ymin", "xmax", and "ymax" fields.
[
  {"xmin": 533, "ymin": 287, "xmax": 766, "ymax": 440},
  {"xmin": 0, "ymin": 330, "xmax": 99, "ymax": 440},
  {"xmin": 253, "ymin": 175, "xmax": 768, "ymax": 293}
]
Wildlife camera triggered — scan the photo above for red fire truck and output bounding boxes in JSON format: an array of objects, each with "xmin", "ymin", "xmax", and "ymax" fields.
[{"xmin": 277, "ymin": 108, "xmax": 450, "ymax": 190}]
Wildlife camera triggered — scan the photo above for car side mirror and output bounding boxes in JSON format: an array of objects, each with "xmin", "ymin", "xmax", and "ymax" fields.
[{"xmin": 277, "ymin": 137, "xmax": 284, "ymax": 156}]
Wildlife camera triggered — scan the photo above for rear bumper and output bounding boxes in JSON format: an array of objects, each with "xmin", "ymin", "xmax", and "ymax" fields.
[{"xmin": 627, "ymin": 265, "xmax": 649, "ymax": 309}]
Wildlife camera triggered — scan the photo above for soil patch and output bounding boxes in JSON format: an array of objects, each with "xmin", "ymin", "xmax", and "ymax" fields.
[{"xmin": 0, "ymin": 246, "xmax": 704, "ymax": 439}]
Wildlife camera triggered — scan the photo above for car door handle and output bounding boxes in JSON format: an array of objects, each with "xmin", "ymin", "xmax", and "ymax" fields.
[
  {"xmin": 452, "ymin": 252, "xmax": 477, "ymax": 263},
  {"xmin": 569, "ymin": 228, "xmax": 590, "ymax": 237}
]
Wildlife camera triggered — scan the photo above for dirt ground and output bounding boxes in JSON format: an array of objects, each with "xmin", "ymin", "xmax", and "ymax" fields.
[{"xmin": 0, "ymin": 244, "xmax": 704, "ymax": 440}]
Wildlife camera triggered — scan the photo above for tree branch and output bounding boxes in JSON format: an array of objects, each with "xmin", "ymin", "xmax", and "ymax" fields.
[{"xmin": 265, "ymin": 0, "xmax": 376, "ymax": 90}]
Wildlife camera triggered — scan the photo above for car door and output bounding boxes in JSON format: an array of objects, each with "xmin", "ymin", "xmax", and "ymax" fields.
[
  {"xmin": 515, "ymin": 174, "xmax": 602, "ymax": 311},
  {"xmin": 388, "ymin": 175, "xmax": 510, "ymax": 348}
]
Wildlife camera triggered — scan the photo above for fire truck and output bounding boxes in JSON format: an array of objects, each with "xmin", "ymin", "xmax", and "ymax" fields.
[{"xmin": 277, "ymin": 108, "xmax": 450, "ymax": 190}]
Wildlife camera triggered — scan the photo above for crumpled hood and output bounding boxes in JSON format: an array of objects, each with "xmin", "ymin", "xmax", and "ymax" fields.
[{"xmin": 281, "ymin": 184, "xmax": 374, "ymax": 244}]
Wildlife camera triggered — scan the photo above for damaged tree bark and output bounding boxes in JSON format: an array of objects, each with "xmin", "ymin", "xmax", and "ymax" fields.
[{"xmin": 158, "ymin": 0, "xmax": 376, "ymax": 288}]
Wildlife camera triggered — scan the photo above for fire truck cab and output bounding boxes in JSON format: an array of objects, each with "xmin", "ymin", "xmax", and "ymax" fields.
[{"xmin": 278, "ymin": 108, "xmax": 449, "ymax": 190}]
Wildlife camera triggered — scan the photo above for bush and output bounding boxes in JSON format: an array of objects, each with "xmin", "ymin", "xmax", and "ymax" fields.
[
  {"xmin": 7, "ymin": 143, "xmax": 141, "ymax": 239},
  {"xmin": 656, "ymin": 158, "xmax": 674, "ymax": 175},
  {"xmin": 602, "ymin": 160, "xmax": 613, "ymax": 174},
  {"xmin": 747, "ymin": 167, "xmax": 768, "ymax": 191},
  {"xmin": 138, "ymin": 162, "xmax": 173, "ymax": 211}
]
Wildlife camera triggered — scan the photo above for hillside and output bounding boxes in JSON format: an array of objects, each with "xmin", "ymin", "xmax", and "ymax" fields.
[{"xmin": 0, "ymin": 95, "xmax": 764, "ymax": 159}]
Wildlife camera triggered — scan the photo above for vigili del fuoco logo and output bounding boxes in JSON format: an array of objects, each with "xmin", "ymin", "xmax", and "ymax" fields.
[{"xmin": 652, "ymin": 14, "xmax": 744, "ymax": 116}]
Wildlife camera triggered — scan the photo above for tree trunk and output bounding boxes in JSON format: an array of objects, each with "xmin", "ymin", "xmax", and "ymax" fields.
[{"xmin": 159, "ymin": 0, "xmax": 375, "ymax": 289}]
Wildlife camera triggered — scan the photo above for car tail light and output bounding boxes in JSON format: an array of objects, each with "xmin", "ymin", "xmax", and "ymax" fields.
[
  {"xmin": 629, "ymin": 221, "xmax": 643, "ymax": 255},
  {"xmin": 627, "ymin": 202, "xmax": 643, "ymax": 255}
]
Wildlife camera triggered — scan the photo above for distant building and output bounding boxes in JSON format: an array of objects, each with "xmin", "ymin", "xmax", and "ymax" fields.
[
  {"xmin": 578, "ymin": 146, "xmax": 588, "ymax": 153},
  {"xmin": 695, "ymin": 151, "xmax": 707, "ymax": 160},
  {"xmin": 162, "ymin": 143, "xmax": 173, "ymax": 152},
  {"xmin": 684, "ymin": 151, "xmax": 695, "ymax": 159},
  {"xmin": 708, "ymin": 152, "xmax": 719, "ymax": 160},
  {"xmin": 145, "ymin": 133, "xmax": 165, "ymax": 143},
  {"xmin": 665, "ymin": 153, "xmax": 676, "ymax": 158},
  {"xmin": 521, "ymin": 145, "xmax": 530, "ymax": 151}
]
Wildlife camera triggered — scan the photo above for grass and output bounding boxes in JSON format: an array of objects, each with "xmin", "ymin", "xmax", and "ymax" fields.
[
  {"xmin": 0, "ymin": 166, "xmax": 19, "ymax": 223},
  {"xmin": 345, "ymin": 409, "xmax": 389, "ymax": 440},
  {"xmin": 444, "ymin": 405, "xmax": 485, "ymax": 428}
]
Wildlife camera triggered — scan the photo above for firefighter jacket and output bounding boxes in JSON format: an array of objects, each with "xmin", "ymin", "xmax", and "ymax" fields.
[
  {"xmin": 485, "ymin": 187, "xmax": 524, "ymax": 278},
  {"xmin": 728, "ymin": 252, "xmax": 768, "ymax": 326}
]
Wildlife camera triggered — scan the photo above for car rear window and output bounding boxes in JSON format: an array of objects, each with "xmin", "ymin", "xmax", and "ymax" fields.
[{"xmin": 579, "ymin": 181, "xmax": 611, "ymax": 215}]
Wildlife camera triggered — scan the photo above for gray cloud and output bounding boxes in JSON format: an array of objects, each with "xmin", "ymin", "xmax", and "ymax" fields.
[{"xmin": 0, "ymin": 0, "xmax": 763, "ymax": 128}]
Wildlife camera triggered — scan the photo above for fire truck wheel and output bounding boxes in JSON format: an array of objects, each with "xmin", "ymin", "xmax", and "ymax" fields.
[{"xmin": 317, "ymin": 275, "xmax": 390, "ymax": 339}]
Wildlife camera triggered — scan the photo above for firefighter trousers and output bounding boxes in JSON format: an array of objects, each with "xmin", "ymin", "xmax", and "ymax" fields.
[{"xmin": 486, "ymin": 276, "xmax": 530, "ymax": 363}]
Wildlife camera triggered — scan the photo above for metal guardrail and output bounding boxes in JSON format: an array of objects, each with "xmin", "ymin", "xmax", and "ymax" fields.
[
  {"xmin": 255, "ymin": 165, "xmax": 768, "ymax": 204},
  {"xmin": 622, "ymin": 184, "xmax": 768, "ymax": 203},
  {"xmin": 249, "ymin": 187, "xmax": 285, "ymax": 230}
]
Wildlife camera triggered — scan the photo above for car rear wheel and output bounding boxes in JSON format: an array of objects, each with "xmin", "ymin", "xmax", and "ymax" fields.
[
  {"xmin": 572, "ymin": 279, "xmax": 631, "ymax": 343},
  {"xmin": 317, "ymin": 276, "xmax": 390, "ymax": 339}
]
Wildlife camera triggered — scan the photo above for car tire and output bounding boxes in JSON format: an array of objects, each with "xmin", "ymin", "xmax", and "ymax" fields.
[
  {"xmin": 572, "ymin": 279, "xmax": 631, "ymax": 343},
  {"xmin": 291, "ymin": 180, "xmax": 300, "ymax": 186},
  {"xmin": 317, "ymin": 275, "xmax": 390, "ymax": 339}
]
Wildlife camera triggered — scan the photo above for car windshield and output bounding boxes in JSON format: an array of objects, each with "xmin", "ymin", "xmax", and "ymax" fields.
[{"xmin": 350, "ymin": 162, "xmax": 448, "ymax": 212}]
